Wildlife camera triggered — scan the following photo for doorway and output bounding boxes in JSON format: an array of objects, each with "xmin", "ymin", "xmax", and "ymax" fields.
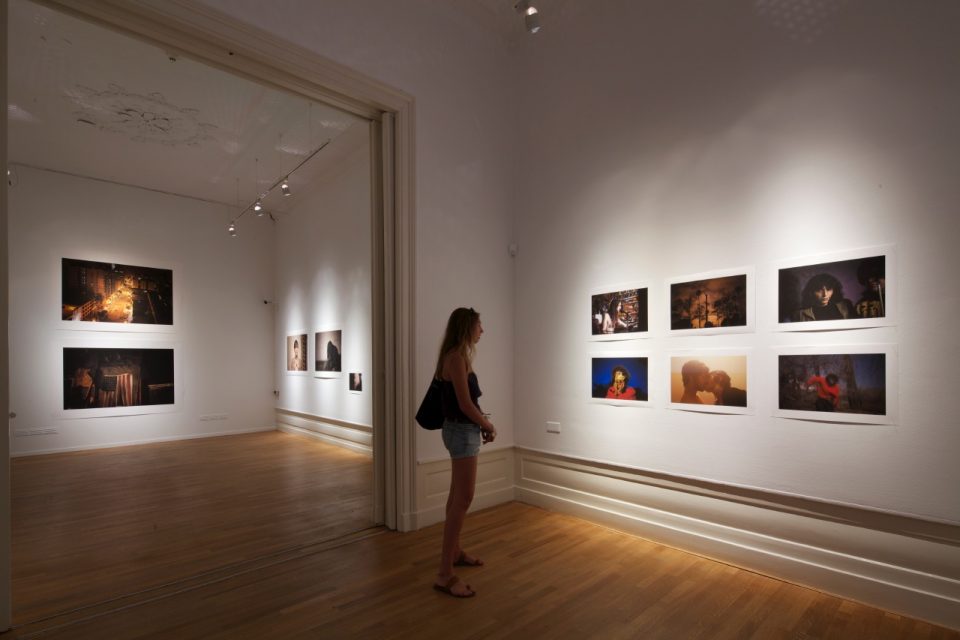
[{"xmin": 2, "ymin": 0, "xmax": 415, "ymax": 630}]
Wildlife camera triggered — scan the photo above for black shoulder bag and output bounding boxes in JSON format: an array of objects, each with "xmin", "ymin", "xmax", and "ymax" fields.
[{"xmin": 415, "ymin": 378, "xmax": 445, "ymax": 430}]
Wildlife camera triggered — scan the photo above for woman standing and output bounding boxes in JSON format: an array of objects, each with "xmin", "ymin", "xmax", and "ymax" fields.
[{"xmin": 433, "ymin": 307, "xmax": 496, "ymax": 598}]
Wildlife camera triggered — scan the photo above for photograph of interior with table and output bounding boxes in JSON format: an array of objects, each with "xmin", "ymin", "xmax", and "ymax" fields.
[{"xmin": 1, "ymin": 1, "xmax": 958, "ymax": 638}]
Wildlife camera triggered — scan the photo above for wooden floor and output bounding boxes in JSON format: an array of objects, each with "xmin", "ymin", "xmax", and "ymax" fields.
[
  {"xmin": 4, "ymin": 434, "xmax": 957, "ymax": 639},
  {"xmin": 9, "ymin": 431, "xmax": 374, "ymax": 625}
]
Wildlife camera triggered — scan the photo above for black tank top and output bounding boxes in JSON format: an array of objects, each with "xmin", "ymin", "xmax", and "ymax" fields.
[{"xmin": 440, "ymin": 372, "xmax": 482, "ymax": 423}]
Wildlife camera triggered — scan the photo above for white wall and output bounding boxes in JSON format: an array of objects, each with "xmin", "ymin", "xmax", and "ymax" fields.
[
  {"xmin": 274, "ymin": 126, "xmax": 373, "ymax": 426},
  {"xmin": 513, "ymin": 1, "xmax": 960, "ymax": 523},
  {"xmin": 199, "ymin": 0, "xmax": 518, "ymax": 462},
  {"xmin": 8, "ymin": 167, "xmax": 276, "ymax": 454}
]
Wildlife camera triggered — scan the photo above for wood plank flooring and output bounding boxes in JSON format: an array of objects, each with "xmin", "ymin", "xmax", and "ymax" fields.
[
  {"xmin": 10, "ymin": 431, "xmax": 374, "ymax": 624},
  {"xmin": 5, "ymin": 433, "xmax": 957, "ymax": 639}
]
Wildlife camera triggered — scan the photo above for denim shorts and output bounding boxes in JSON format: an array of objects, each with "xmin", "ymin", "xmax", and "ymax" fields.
[{"xmin": 441, "ymin": 420, "xmax": 482, "ymax": 459}]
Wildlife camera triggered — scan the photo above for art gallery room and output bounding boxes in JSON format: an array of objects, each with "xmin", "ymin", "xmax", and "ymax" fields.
[{"xmin": 0, "ymin": 0, "xmax": 958, "ymax": 638}]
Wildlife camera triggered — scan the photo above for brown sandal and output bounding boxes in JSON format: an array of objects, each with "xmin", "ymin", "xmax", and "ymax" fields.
[
  {"xmin": 433, "ymin": 575, "xmax": 475, "ymax": 598},
  {"xmin": 454, "ymin": 551, "xmax": 484, "ymax": 567}
]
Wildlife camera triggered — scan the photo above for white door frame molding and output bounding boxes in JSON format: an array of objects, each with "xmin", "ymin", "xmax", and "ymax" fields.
[{"xmin": 1, "ymin": 0, "xmax": 416, "ymax": 629}]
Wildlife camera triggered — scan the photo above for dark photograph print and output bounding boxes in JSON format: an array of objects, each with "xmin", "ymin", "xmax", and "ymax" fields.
[
  {"xmin": 670, "ymin": 274, "xmax": 747, "ymax": 331},
  {"xmin": 591, "ymin": 286, "xmax": 648, "ymax": 337},
  {"xmin": 62, "ymin": 258, "xmax": 173, "ymax": 324},
  {"xmin": 591, "ymin": 356, "xmax": 649, "ymax": 404},
  {"xmin": 349, "ymin": 372, "xmax": 363, "ymax": 392},
  {"xmin": 286, "ymin": 334, "xmax": 308, "ymax": 372},
  {"xmin": 778, "ymin": 353, "xmax": 886, "ymax": 416},
  {"xmin": 64, "ymin": 347, "xmax": 174, "ymax": 410},
  {"xmin": 779, "ymin": 254, "xmax": 886, "ymax": 326},
  {"xmin": 315, "ymin": 330, "xmax": 343, "ymax": 375},
  {"xmin": 669, "ymin": 355, "xmax": 749, "ymax": 411}
]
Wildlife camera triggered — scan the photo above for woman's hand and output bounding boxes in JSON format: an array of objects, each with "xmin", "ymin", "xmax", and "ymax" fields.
[{"xmin": 481, "ymin": 426, "xmax": 497, "ymax": 444}]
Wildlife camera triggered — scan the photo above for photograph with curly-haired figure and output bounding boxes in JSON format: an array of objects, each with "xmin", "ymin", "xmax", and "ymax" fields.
[{"xmin": 793, "ymin": 273, "xmax": 854, "ymax": 322}]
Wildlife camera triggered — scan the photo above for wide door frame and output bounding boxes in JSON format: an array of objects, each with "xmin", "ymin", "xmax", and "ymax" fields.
[{"xmin": 0, "ymin": 0, "xmax": 418, "ymax": 630}]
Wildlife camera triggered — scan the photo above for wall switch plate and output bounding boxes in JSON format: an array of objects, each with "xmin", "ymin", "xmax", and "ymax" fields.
[{"xmin": 546, "ymin": 421, "xmax": 561, "ymax": 433}]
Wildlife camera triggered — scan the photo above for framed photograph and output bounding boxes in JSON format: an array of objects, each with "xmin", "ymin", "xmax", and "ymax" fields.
[
  {"xmin": 589, "ymin": 353, "xmax": 650, "ymax": 407},
  {"xmin": 348, "ymin": 372, "xmax": 363, "ymax": 393},
  {"xmin": 667, "ymin": 267, "xmax": 753, "ymax": 335},
  {"xmin": 61, "ymin": 257, "xmax": 176, "ymax": 332},
  {"xmin": 314, "ymin": 329, "xmax": 343, "ymax": 378},
  {"xmin": 61, "ymin": 343, "xmax": 177, "ymax": 418},
  {"xmin": 776, "ymin": 246, "xmax": 895, "ymax": 331},
  {"xmin": 773, "ymin": 345, "xmax": 897, "ymax": 424},
  {"xmin": 286, "ymin": 333, "xmax": 309, "ymax": 375},
  {"xmin": 590, "ymin": 283, "xmax": 649, "ymax": 340},
  {"xmin": 668, "ymin": 351, "xmax": 752, "ymax": 414}
]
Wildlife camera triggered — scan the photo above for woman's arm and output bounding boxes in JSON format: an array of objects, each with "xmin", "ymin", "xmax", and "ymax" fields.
[{"xmin": 445, "ymin": 351, "xmax": 495, "ymax": 433}]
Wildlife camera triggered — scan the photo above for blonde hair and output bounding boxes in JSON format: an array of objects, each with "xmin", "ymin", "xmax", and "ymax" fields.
[{"xmin": 434, "ymin": 307, "xmax": 480, "ymax": 379}]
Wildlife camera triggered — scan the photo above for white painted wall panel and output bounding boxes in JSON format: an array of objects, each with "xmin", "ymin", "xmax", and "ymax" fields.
[
  {"xmin": 511, "ymin": 1, "xmax": 960, "ymax": 523},
  {"xmin": 8, "ymin": 167, "xmax": 276, "ymax": 454}
]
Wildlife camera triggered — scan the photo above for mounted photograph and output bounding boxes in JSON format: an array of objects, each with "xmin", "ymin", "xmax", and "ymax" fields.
[
  {"xmin": 62, "ymin": 257, "xmax": 173, "ymax": 326},
  {"xmin": 590, "ymin": 283, "xmax": 649, "ymax": 340},
  {"xmin": 314, "ymin": 329, "xmax": 343, "ymax": 377},
  {"xmin": 774, "ymin": 346, "xmax": 896, "ymax": 424},
  {"xmin": 668, "ymin": 267, "xmax": 753, "ymax": 336},
  {"xmin": 63, "ymin": 346, "xmax": 174, "ymax": 411},
  {"xmin": 668, "ymin": 352, "xmax": 752, "ymax": 414},
  {"xmin": 776, "ymin": 246, "xmax": 895, "ymax": 331},
  {"xmin": 589, "ymin": 354, "xmax": 650, "ymax": 406},
  {"xmin": 286, "ymin": 333, "xmax": 309, "ymax": 374}
]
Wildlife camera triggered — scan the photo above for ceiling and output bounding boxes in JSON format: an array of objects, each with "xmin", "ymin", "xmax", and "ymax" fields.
[{"xmin": 6, "ymin": 0, "xmax": 367, "ymax": 218}]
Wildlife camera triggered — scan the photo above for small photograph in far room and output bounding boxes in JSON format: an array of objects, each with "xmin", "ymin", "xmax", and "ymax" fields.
[
  {"xmin": 286, "ymin": 333, "xmax": 308, "ymax": 373},
  {"xmin": 590, "ymin": 354, "xmax": 650, "ymax": 406},
  {"xmin": 349, "ymin": 372, "xmax": 363, "ymax": 393},
  {"xmin": 668, "ymin": 353, "xmax": 751, "ymax": 415},
  {"xmin": 314, "ymin": 329, "xmax": 343, "ymax": 377}
]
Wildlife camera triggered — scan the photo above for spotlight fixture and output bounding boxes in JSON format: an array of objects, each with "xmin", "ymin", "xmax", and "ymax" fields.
[
  {"xmin": 514, "ymin": 0, "xmax": 541, "ymax": 33},
  {"xmin": 228, "ymin": 137, "xmax": 332, "ymax": 236}
]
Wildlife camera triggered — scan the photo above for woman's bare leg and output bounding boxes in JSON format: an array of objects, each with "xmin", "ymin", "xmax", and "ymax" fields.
[{"xmin": 436, "ymin": 455, "xmax": 478, "ymax": 595}]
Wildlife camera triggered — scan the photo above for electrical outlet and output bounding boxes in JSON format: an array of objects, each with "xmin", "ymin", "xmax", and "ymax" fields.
[{"xmin": 546, "ymin": 421, "xmax": 560, "ymax": 433}]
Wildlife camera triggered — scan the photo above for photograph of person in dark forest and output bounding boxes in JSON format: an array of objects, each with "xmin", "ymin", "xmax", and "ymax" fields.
[
  {"xmin": 792, "ymin": 273, "xmax": 854, "ymax": 322},
  {"xmin": 806, "ymin": 372, "xmax": 841, "ymax": 411}
]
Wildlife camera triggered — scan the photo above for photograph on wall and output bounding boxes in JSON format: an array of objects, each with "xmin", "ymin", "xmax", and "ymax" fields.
[
  {"xmin": 667, "ymin": 267, "xmax": 753, "ymax": 335},
  {"xmin": 286, "ymin": 333, "xmax": 308, "ymax": 374},
  {"xmin": 62, "ymin": 258, "xmax": 173, "ymax": 326},
  {"xmin": 590, "ymin": 283, "xmax": 649, "ymax": 340},
  {"xmin": 590, "ymin": 354, "xmax": 650, "ymax": 406},
  {"xmin": 777, "ymin": 246, "xmax": 894, "ymax": 331},
  {"xmin": 349, "ymin": 372, "xmax": 363, "ymax": 393},
  {"xmin": 774, "ymin": 346, "xmax": 896, "ymax": 424},
  {"xmin": 668, "ymin": 352, "xmax": 752, "ymax": 414},
  {"xmin": 314, "ymin": 329, "xmax": 343, "ymax": 377},
  {"xmin": 63, "ymin": 347, "xmax": 174, "ymax": 410}
]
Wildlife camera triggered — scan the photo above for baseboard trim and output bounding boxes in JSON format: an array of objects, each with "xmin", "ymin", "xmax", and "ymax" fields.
[
  {"xmin": 278, "ymin": 423, "xmax": 372, "ymax": 456},
  {"xmin": 275, "ymin": 409, "xmax": 372, "ymax": 455},
  {"xmin": 515, "ymin": 448, "xmax": 960, "ymax": 631}
]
